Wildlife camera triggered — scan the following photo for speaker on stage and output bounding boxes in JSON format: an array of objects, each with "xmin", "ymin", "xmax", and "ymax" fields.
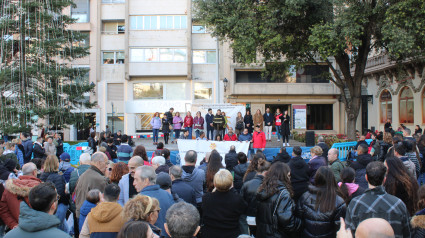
[{"xmin": 305, "ymin": 131, "xmax": 315, "ymax": 147}]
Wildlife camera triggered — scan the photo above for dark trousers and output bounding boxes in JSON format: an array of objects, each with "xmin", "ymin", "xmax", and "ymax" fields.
[
  {"xmin": 206, "ymin": 127, "xmax": 214, "ymax": 140},
  {"xmin": 164, "ymin": 133, "xmax": 169, "ymax": 144},
  {"xmin": 282, "ymin": 133, "xmax": 289, "ymax": 143}
]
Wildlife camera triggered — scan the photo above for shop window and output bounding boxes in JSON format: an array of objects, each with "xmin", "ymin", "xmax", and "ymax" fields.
[
  {"xmin": 399, "ymin": 86, "xmax": 414, "ymax": 124},
  {"xmin": 380, "ymin": 90, "xmax": 392, "ymax": 123},
  {"xmin": 306, "ymin": 104, "xmax": 333, "ymax": 130}
]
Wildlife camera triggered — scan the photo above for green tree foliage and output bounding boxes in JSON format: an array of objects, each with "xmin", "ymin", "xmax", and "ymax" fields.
[
  {"xmin": 195, "ymin": 0, "xmax": 425, "ymax": 139},
  {"xmin": 0, "ymin": 0, "xmax": 95, "ymax": 134}
]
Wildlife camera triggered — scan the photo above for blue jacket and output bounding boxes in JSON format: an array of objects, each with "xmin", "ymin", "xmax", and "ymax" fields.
[
  {"xmin": 118, "ymin": 173, "xmax": 130, "ymax": 206},
  {"xmin": 141, "ymin": 185, "xmax": 175, "ymax": 236},
  {"xmin": 181, "ymin": 166, "xmax": 205, "ymax": 204},
  {"xmin": 171, "ymin": 179, "xmax": 197, "ymax": 205},
  {"xmin": 79, "ymin": 200, "xmax": 97, "ymax": 232},
  {"xmin": 117, "ymin": 144, "xmax": 133, "ymax": 162},
  {"xmin": 22, "ymin": 138, "xmax": 33, "ymax": 162},
  {"xmin": 15, "ymin": 145, "xmax": 24, "ymax": 167},
  {"xmin": 4, "ymin": 202, "xmax": 71, "ymax": 238},
  {"xmin": 205, "ymin": 113, "xmax": 214, "ymax": 129},
  {"xmin": 263, "ymin": 113, "xmax": 274, "ymax": 126},
  {"xmin": 238, "ymin": 133, "xmax": 252, "ymax": 142}
]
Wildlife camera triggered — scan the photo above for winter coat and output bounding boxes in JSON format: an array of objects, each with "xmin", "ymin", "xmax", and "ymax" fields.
[
  {"xmin": 225, "ymin": 150, "xmax": 238, "ymax": 171},
  {"xmin": 205, "ymin": 113, "xmax": 214, "ymax": 129},
  {"xmin": 201, "ymin": 188, "xmax": 247, "ymax": 238},
  {"xmin": 0, "ymin": 176, "xmax": 42, "ymax": 229},
  {"xmin": 184, "ymin": 115, "xmax": 194, "ymax": 128},
  {"xmin": 288, "ymin": 156, "xmax": 310, "ymax": 202},
  {"xmin": 240, "ymin": 174, "xmax": 263, "ymax": 217},
  {"xmin": 370, "ymin": 139, "xmax": 381, "ymax": 160},
  {"xmin": 162, "ymin": 117, "xmax": 171, "ymax": 134},
  {"xmin": 400, "ymin": 156, "xmax": 417, "ymax": 178},
  {"xmin": 75, "ymin": 166, "xmax": 108, "ymax": 217},
  {"xmin": 181, "ymin": 166, "xmax": 205, "ymax": 204},
  {"xmin": 55, "ymin": 138, "xmax": 64, "ymax": 158},
  {"xmin": 235, "ymin": 116, "xmax": 244, "ymax": 132},
  {"xmin": 59, "ymin": 161, "xmax": 74, "ymax": 183},
  {"xmin": 22, "ymin": 138, "xmax": 33, "ymax": 163},
  {"xmin": 79, "ymin": 200, "xmax": 97, "ymax": 232},
  {"xmin": 317, "ymin": 142, "xmax": 329, "ymax": 159},
  {"xmin": 233, "ymin": 163, "xmax": 249, "ymax": 191},
  {"xmin": 244, "ymin": 114, "xmax": 254, "ymax": 134},
  {"xmin": 150, "ymin": 116, "xmax": 162, "ymax": 129},
  {"xmin": 69, "ymin": 164, "xmax": 91, "ymax": 195},
  {"xmin": 44, "ymin": 142, "xmax": 56, "ymax": 156},
  {"xmin": 263, "ymin": 113, "xmax": 274, "ymax": 126},
  {"xmin": 81, "ymin": 202, "xmax": 125, "ymax": 238},
  {"xmin": 173, "ymin": 116, "xmax": 183, "ymax": 130},
  {"xmin": 155, "ymin": 164, "xmax": 170, "ymax": 174},
  {"xmin": 141, "ymin": 185, "xmax": 175, "ymax": 235},
  {"xmin": 171, "ymin": 179, "xmax": 196, "ymax": 205},
  {"xmin": 193, "ymin": 116, "xmax": 204, "ymax": 130},
  {"xmin": 406, "ymin": 152, "xmax": 421, "ymax": 178},
  {"xmin": 296, "ymin": 185, "xmax": 347, "ymax": 238},
  {"xmin": 256, "ymin": 182, "xmax": 301, "ymax": 238},
  {"xmin": 379, "ymin": 141, "xmax": 391, "ymax": 161},
  {"xmin": 4, "ymin": 202, "xmax": 71, "ymax": 238},
  {"xmin": 273, "ymin": 151, "xmax": 291, "ymax": 164},
  {"xmin": 275, "ymin": 113, "xmax": 283, "ymax": 126},
  {"xmin": 14, "ymin": 145, "xmax": 24, "ymax": 168},
  {"xmin": 330, "ymin": 159, "xmax": 345, "ymax": 183},
  {"xmin": 252, "ymin": 131, "xmax": 266, "ymax": 149},
  {"xmin": 118, "ymin": 173, "xmax": 131, "ymax": 206},
  {"xmin": 411, "ymin": 208, "xmax": 425, "ymax": 238},
  {"xmin": 280, "ymin": 114, "xmax": 291, "ymax": 136},
  {"xmin": 223, "ymin": 133, "xmax": 238, "ymax": 141},
  {"xmin": 40, "ymin": 172, "xmax": 67, "ymax": 205},
  {"xmin": 308, "ymin": 156, "xmax": 327, "ymax": 184},
  {"xmin": 350, "ymin": 153, "xmax": 373, "ymax": 189},
  {"xmin": 87, "ymin": 137, "xmax": 97, "ymax": 153},
  {"xmin": 253, "ymin": 113, "xmax": 264, "ymax": 131}
]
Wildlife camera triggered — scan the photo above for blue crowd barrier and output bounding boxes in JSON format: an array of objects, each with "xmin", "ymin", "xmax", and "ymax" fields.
[{"xmin": 331, "ymin": 139, "xmax": 373, "ymax": 161}]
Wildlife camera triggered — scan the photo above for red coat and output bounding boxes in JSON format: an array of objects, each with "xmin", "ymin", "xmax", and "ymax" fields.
[
  {"xmin": 224, "ymin": 133, "xmax": 238, "ymax": 141},
  {"xmin": 0, "ymin": 176, "xmax": 42, "ymax": 229},
  {"xmin": 183, "ymin": 116, "xmax": 194, "ymax": 128},
  {"xmin": 252, "ymin": 131, "xmax": 266, "ymax": 149}
]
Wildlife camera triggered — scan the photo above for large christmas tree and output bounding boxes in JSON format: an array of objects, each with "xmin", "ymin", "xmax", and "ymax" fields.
[{"xmin": 0, "ymin": 0, "xmax": 95, "ymax": 134}]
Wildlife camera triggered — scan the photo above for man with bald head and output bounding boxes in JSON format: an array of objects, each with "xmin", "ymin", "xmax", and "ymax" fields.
[
  {"xmin": 118, "ymin": 156, "xmax": 144, "ymax": 206},
  {"xmin": 338, "ymin": 218, "xmax": 395, "ymax": 238},
  {"xmin": 328, "ymin": 148, "xmax": 345, "ymax": 182},
  {"xmin": 0, "ymin": 162, "xmax": 41, "ymax": 229},
  {"xmin": 74, "ymin": 152, "xmax": 109, "ymax": 217}
]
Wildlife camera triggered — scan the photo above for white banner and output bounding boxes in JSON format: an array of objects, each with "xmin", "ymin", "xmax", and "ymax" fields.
[
  {"xmin": 293, "ymin": 105, "xmax": 307, "ymax": 129},
  {"xmin": 191, "ymin": 104, "xmax": 246, "ymax": 131},
  {"xmin": 177, "ymin": 139, "xmax": 250, "ymax": 166}
]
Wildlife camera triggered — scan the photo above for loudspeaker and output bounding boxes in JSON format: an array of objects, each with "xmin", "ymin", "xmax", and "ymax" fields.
[{"xmin": 305, "ymin": 131, "xmax": 315, "ymax": 147}]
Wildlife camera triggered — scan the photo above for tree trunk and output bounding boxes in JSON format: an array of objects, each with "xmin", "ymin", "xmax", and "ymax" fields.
[{"xmin": 346, "ymin": 96, "xmax": 361, "ymax": 141}]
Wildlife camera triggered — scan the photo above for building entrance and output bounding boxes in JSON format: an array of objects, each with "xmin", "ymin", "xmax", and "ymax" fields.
[{"xmin": 265, "ymin": 104, "xmax": 291, "ymax": 131}]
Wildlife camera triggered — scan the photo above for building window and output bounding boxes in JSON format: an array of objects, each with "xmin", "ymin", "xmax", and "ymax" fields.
[
  {"xmin": 295, "ymin": 65, "xmax": 330, "ymax": 83},
  {"xmin": 134, "ymin": 83, "xmax": 164, "ymax": 100},
  {"xmin": 102, "ymin": 0, "xmax": 125, "ymax": 3},
  {"xmin": 307, "ymin": 104, "xmax": 333, "ymax": 130},
  {"xmin": 130, "ymin": 15, "xmax": 187, "ymax": 30},
  {"xmin": 102, "ymin": 21, "xmax": 125, "ymax": 34},
  {"xmin": 107, "ymin": 114, "xmax": 124, "ymax": 134},
  {"xmin": 71, "ymin": 0, "xmax": 89, "ymax": 23},
  {"xmin": 193, "ymin": 50, "xmax": 216, "ymax": 64},
  {"xmin": 130, "ymin": 48, "xmax": 187, "ymax": 62},
  {"xmin": 380, "ymin": 90, "xmax": 392, "ymax": 123},
  {"xmin": 194, "ymin": 82, "xmax": 213, "ymax": 100},
  {"xmin": 192, "ymin": 25, "xmax": 206, "ymax": 33},
  {"xmin": 72, "ymin": 32, "xmax": 90, "ymax": 47},
  {"xmin": 102, "ymin": 51, "xmax": 125, "ymax": 64},
  {"xmin": 400, "ymin": 86, "xmax": 414, "ymax": 124}
]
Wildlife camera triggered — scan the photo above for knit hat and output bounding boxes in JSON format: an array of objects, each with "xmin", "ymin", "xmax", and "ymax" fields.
[
  {"xmin": 156, "ymin": 172, "xmax": 172, "ymax": 190},
  {"xmin": 59, "ymin": 152, "xmax": 71, "ymax": 162}
]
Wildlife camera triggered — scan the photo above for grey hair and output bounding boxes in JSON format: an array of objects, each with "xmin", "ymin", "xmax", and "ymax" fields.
[
  {"xmin": 79, "ymin": 153, "xmax": 91, "ymax": 164},
  {"xmin": 170, "ymin": 165, "xmax": 182, "ymax": 179},
  {"xmin": 152, "ymin": 156, "xmax": 166, "ymax": 166},
  {"xmin": 136, "ymin": 166, "xmax": 157, "ymax": 184},
  {"xmin": 22, "ymin": 162, "xmax": 37, "ymax": 175},
  {"xmin": 129, "ymin": 156, "xmax": 144, "ymax": 165},
  {"xmin": 404, "ymin": 128, "xmax": 411, "ymax": 135},
  {"xmin": 318, "ymin": 136, "xmax": 325, "ymax": 142},
  {"xmin": 329, "ymin": 148, "xmax": 339, "ymax": 156},
  {"xmin": 184, "ymin": 150, "xmax": 197, "ymax": 164},
  {"xmin": 165, "ymin": 202, "xmax": 200, "ymax": 238},
  {"xmin": 91, "ymin": 152, "xmax": 107, "ymax": 163}
]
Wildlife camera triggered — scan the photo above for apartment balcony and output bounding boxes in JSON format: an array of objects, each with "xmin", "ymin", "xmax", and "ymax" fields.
[
  {"xmin": 129, "ymin": 62, "xmax": 187, "ymax": 76},
  {"xmin": 129, "ymin": 30, "xmax": 188, "ymax": 47}
]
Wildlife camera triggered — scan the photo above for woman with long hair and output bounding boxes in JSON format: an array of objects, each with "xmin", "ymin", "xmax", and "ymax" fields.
[
  {"xmin": 110, "ymin": 162, "xmax": 129, "ymax": 184},
  {"xmin": 253, "ymin": 109, "xmax": 264, "ymax": 131},
  {"xmin": 123, "ymin": 195, "xmax": 162, "ymax": 236},
  {"xmin": 133, "ymin": 145, "xmax": 151, "ymax": 166},
  {"xmin": 244, "ymin": 110, "xmax": 254, "ymax": 134},
  {"xmin": 256, "ymin": 162, "xmax": 301, "ymax": 238},
  {"xmin": 411, "ymin": 185, "xmax": 425, "ymax": 238},
  {"xmin": 173, "ymin": 112, "xmax": 183, "ymax": 139},
  {"xmin": 275, "ymin": 108, "xmax": 283, "ymax": 142},
  {"xmin": 161, "ymin": 111, "xmax": 170, "ymax": 144},
  {"xmin": 296, "ymin": 166, "xmax": 346, "ymax": 237},
  {"xmin": 338, "ymin": 167, "xmax": 365, "ymax": 205},
  {"xmin": 184, "ymin": 111, "xmax": 194, "ymax": 139},
  {"xmin": 150, "ymin": 112, "xmax": 161, "ymax": 145},
  {"xmin": 235, "ymin": 111, "xmax": 244, "ymax": 136},
  {"xmin": 243, "ymin": 153, "xmax": 265, "ymax": 183},
  {"xmin": 205, "ymin": 151, "xmax": 224, "ymax": 192},
  {"xmin": 384, "ymin": 156, "xmax": 419, "ymax": 216},
  {"xmin": 280, "ymin": 110, "xmax": 291, "ymax": 146},
  {"xmin": 379, "ymin": 132, "xmax": 393, "ymax": 161},
  {"xmin": 193, "ymin": 111, "xmax": 204, "ymax": 139}
]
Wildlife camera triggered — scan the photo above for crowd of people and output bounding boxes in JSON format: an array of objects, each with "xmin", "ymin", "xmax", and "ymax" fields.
[
  {"xmin": 151, "ymin": 107, "xmax": 291, "ymax": 147},
  {"xmin": 1, "ymin": 122, "xmax": 425, "ymax": 238}
]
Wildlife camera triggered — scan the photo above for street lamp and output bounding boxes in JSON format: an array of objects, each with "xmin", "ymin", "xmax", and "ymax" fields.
[{"xmin": 223, "ymin": 78, "xmax": 228, "ymax": 92}]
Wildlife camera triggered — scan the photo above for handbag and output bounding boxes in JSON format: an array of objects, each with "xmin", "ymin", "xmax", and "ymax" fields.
[{"xmin": 272, "ymin": 190, "xmax": 285, "ymax": 231}]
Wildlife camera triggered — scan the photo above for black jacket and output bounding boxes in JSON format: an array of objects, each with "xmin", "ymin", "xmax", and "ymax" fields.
[
  {"xmin": 88, "ymin": 137, "xmax": 97, "ymax": 153},
  {"xmin": 201, "ymin": 188, "xmax": 247, "ymax": 238},
  {"xmin": 233, "ymin": 163, "xmax": 248, "ymax": 191},
  {"xmin": 379, "ymin": 141, "xmax": 391, "ymax": 162},
  {"xmin": 244, "ymin": 115, "xmax": 254, "ymax": 134},
  {"xmin": 171, "ymin": 179, "xmax": 196, "ymax": 205},
  {"xmin": 40, "ymin": 172, "xmax": 68, "ymax": 205},
  {"xmin": 256, "ymin": 182, "xmax": 301, "ymax": 238},
  {"xmin": 225, "ymin": 150, "xmax": 238, "ymax": 171},
  {"xmin": 56, "ymin": 139, "xmax": 64, "ymax": 157},
  {"xmin": 296, "ymin": 186, "xmax": 346, "ymax": 238},
  {"xmin": 273, "ymin": 151, "xmax": 291, "ymax": 164},
  {"xmin": 240, "ymin": 174, "xmax": 263, "ymax": 217},
  {"xmin": 205, "ymin": 113, "xmax": 214, "ymax": 129},
  {"xmin": 317, "ymin": 142, "xmax": 329, "ymax": 159},
  {"xmin": 263, "ymin": 113, "xmax": 274, "ymax": 126},
  {"xmin": 33, "ymin": 142, "xmax": 45, "ymax": 159},
  {"xmin": 350, "ymin": 153, "xmax": 373, "ymax": 189},
  {"xmin": 107, "ymin": 144, "xmax": 117, "ymax": 159},
  {"xmin": 288, "ymin": 156, "xmax": 310, "ymax": 202}
]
